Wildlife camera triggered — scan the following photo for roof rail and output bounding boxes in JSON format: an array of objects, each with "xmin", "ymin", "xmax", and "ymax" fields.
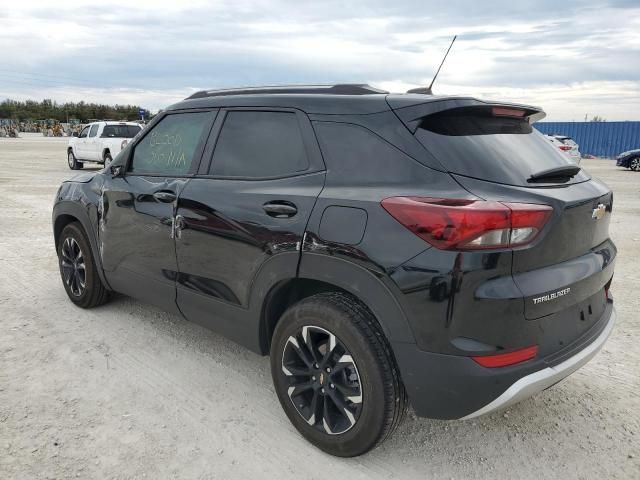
[{"xmin": 186, "ymin": 84, "xmax": 388, "ymax": 100}]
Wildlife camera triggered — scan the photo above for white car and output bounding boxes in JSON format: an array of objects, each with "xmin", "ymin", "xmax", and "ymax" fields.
[
  {"xmin": 545, "ymin": 134, "xmax": 581, "ymax": 164},
  {"xmin": 67, "ymin": 121, "xmax": 142, "ymax": 170}
]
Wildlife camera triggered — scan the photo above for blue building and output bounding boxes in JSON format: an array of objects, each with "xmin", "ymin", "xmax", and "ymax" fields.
[{"xmin": 534, "ymin": 121, "xmax": 640, "ymax": 158}]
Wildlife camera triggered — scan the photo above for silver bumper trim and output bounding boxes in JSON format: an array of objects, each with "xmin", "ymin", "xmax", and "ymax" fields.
[{"xmin": 461, "ymin": 306, "xmax": 616, "ymax": 420}]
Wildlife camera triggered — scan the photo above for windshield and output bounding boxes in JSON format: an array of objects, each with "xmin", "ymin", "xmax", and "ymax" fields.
[
  {"xmin": 415, "ymin": 107, "xmax": 590, "ymax": 186},
  {"xmin": 102, "ymin": 125, "xmax": 141, "ymax": 138}
]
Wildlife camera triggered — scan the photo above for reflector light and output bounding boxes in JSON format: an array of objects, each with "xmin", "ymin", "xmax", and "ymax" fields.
[
  {"xmin": 381, "ymin": 197, "xmax": 552, "ymax": 250},
  {"xmin": 472, "ymin": 345, "xmax": 538, "ymax": 368}
]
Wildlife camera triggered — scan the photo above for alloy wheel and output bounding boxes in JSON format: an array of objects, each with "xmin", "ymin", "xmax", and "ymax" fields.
[
  {"xmin": 60, "ymin": 237, "xmax": 86, "ymax": 296},
  {"xmin": 631, "ymin": 157, "xmax": 640, "ymax": 171},
  {"xmin": 281, "ymin": 325, "xmax": 363, "ymax": 435},
  {"xmin": 68, "ymin": 151, "xmax": 74, "ymax": 168}
]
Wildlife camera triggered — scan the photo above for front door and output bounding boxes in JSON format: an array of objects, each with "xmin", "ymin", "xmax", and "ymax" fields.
[
  {"xmin": 174, "ymin": 109, "xmax": 325, "ymax": 343},
  {"xmin": 76, "ymin": 125, "xmax": 90, "ymax": 158},
  {"xmin": 100, "ymin": 110, "xmax": 216, "ymax": 313},
  {"xmin": 86, "ymin": 123, "xmax": 100, "ymax": 161}
]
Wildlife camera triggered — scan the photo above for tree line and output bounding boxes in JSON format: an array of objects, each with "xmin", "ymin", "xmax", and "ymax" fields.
[{"xmin": 0, "ymin": 99, "xmax": 152, "ymax": 123}]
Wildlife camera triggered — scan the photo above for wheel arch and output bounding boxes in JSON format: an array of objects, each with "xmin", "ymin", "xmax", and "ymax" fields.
[
  {"xmin": 257, "ymin": 253, "xmax": 416, "ymax": 355},
  {"xmin": 53, "ymin": 201, "xmax": 111, "ymax": 290},
  {"xmin": 259, "ymin": 278, "xmax": 349, "ymax": 354}
]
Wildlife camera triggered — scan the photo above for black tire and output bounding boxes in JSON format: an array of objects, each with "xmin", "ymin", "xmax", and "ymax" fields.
[
  {"xmin": 103, "ymin": 151, "xmax": 113, "ymax": 165},
  {"xmin": 57, "ymin": 222, "xmax": 110, "ymax": 308},
  {"xmin": 270, "ymin": 292, "xmax": 406, "ymax": 457},
  {"xmin": 630, "ymin": 157, "xmax": 640, "ymax": 172},
  {"xmin": 67, "ymin": 150, "xmax": 82, "ymax": 170}
]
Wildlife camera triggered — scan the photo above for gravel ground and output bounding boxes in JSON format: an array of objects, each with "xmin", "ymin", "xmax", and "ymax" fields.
[{"xmin": 0, "ymin": 134, "xmax": 638, "ymax": 479}]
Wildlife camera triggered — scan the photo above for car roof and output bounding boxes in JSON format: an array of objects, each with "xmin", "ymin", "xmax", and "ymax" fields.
[
  {"xmin": 165, "ymin": 83, "xmax": 543, "ymax": 116},
  {"xmin": 102, "ymin": 121, "xmax": 142, "ymax": 126}
]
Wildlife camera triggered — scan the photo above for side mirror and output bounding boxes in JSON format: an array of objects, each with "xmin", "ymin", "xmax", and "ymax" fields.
[
  {"xmin": 110, "ymin": 165, "xmax": 123, "ymax": 178},
  {"xmin": 72, "ymin": 132, "xmax": 79, "ymax": 137}
]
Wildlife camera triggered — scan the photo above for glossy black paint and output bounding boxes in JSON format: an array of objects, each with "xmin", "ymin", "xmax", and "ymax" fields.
[
  {"xmin": 53, "ymin": 91, "xmax": 617, "ymax": 420},
  {"xmin": 100, "ymin": 175, "xmax": 188, "ymax": 314},
  {"xmin": 394, "ymin": 300, "xmax": 614, "ymax": 419},
  {"xmin": 616, "ymin": 148, "xmax": 640, "ymax": 168}
]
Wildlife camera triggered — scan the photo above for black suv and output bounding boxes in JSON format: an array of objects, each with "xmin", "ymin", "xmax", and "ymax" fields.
[{"xmin": 53, "ymin": 84, "xmax": 616, "ymax": 457}]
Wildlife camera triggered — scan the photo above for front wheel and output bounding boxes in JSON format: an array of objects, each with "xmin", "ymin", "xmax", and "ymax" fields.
[
  {"xmin": 103, "ymin": 151, "xmax": 113, "ymax": 165},
  {"xmin": 270, "ymin": 292, "xmax": 406, "ymax": 457},
  {"xmin": 630, "ymin": 157, "xmax": 640, "ymax": 171},
  {"xmin": 67, "ymin": 150, "xmax": 82, "ymax": 170},
  {"xmin": 57, "ymin": 223, "xmax": 110, "ymax": 308}
]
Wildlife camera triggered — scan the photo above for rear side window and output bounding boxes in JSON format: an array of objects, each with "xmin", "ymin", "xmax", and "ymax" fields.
[
  {"xmin": 102, "ymin": 125, "xmax": 141, "ymax": 138},
  {"xmin": 415, "ymin": 107, "xmax": 589, "ymax": 186},
  {"xmin": 209, "ymin": 111, "xmax": 309, "ymax": 178},
  {"xmin": 129, "ymin": 112, "xmax": 212, "ymax": 175}
]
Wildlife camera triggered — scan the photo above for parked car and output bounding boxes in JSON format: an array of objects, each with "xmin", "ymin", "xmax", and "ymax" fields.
[
  {"xmin": 544, "ymin": 134, "xmax": 581, "ymax": 164},
  {"xmin": 52, "ymin": 84, "xmax": 616, "ymax": 457},
  {"xmin": 615, "ymin": 148, "xmax": 640, "ymax": 171},
  {"xmin": 67, "ymin": 121, "xmax": 142, "ymax": 170}
]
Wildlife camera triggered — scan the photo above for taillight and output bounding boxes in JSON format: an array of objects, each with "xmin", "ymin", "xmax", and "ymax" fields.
[
  {"xmin": 472, "ymin": 345, "xmax": 538, "ymax": 368},
  {"xmin": 559, "ymin": 145, "xmax": 572, "ymax": 151},
  {"xmin": 381, "ymin": 197, "xmax": 552, "ymax": 250}
]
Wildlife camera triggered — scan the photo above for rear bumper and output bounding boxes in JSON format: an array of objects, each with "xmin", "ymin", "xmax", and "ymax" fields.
[
  {"xmin": 392, "ymin": 301, "xmax": 615, "ymax": 420},
  {"xmin": 462, "ymin": 304, "xmax": 615, "ymax": 419}
]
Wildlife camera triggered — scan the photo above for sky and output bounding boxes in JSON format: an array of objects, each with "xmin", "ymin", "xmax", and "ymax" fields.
[{"xmin": 1, "ymin": 0, "xmax": 639, "ymax": 121}]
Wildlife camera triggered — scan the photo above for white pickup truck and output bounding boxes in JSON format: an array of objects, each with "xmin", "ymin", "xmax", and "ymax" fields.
[{"xmin": 67, "ymin": 121, "xmax": 143, "ymax": 170}]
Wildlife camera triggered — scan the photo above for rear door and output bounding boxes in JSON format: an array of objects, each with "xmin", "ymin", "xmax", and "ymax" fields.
[
  {"xmin": 100, "ymin": 110, "xmax": 216, "ymax": 313},
  {"xmin": 174, "ymin": 108, "xmax": 325, "ymax": 338}
]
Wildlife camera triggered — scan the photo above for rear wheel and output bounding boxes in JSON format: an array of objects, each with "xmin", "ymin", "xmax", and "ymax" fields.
[
  {"xmin": 103, "ymin": 151, "xmax": 113, "ymax": 165},
  {"xmin": 57, "ymin": 223, "xmax": 109, "ymax": 308},
  {"xmin": 67, "ymin": 150, "xmax": 82, "ymax": 170},
  {"xmin": 630, "ymin": 157, "xmax": 640, "ymax": 171},
  {"xmin": 270, "ymin": 292, "xmax": 406, "ymax": 457}
]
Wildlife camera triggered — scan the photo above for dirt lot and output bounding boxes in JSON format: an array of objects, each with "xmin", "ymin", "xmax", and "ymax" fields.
[{"xmin": 0, "ymin": 134, "xmax": 638, "ymax": 479}]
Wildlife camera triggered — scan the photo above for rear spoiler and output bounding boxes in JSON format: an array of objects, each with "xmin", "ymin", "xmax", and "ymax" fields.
[{"xmin": 387, "ymin": 96, "xmax": 546, "ymax": 133}]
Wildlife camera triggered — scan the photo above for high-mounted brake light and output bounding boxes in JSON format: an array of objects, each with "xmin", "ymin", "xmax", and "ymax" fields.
[
  {"xmin": 472, "ymin": 345, "xmax": 538, "ymax": 368},
  {"xmin": 492, "ymin": 107, "xmax": 526, "ymax": 118},
  {"xmin": 381, "ymin": 197, "xmax": 552, "ymax": 250}
]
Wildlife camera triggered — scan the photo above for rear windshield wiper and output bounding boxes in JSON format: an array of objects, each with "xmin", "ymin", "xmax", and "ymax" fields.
[{"xmin": 528, "ymin": 165, "xmax": 581, "ymax": 184}]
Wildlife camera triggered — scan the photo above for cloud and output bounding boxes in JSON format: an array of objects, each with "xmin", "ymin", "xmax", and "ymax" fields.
[{"xmin": 0, "ymin": 0, "xmax": 639, "ymax": 120}]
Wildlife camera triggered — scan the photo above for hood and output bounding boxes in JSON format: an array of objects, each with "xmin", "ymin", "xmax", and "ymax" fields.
[{"xmin": 618, "ymin": 149, "xmax": 640, "ymax": 158}]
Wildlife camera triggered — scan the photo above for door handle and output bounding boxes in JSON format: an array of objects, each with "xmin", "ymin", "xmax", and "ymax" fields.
[
  {"xmin": 153, "ymin": 191, "xmax": 177, "ymax": 203},
  {"xmin": 263, "ymin": 201, "xmax": 298, "ymax": 218}
]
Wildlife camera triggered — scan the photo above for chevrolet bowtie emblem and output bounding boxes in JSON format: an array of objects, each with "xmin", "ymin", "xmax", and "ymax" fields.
[{"xmin": 592, "ymin": 203, "xmax": 606, "ymax": 220}]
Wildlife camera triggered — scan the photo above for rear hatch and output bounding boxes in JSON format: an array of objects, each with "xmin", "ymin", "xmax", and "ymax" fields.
[{"xmin": 390, "ymin": 97, "xmax": 615, "ymax": 326}]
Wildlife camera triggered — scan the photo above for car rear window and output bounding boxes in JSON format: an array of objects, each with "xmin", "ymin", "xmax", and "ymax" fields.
[
  {"xmin": 415, "ymin": 107, "xmax": 589, "ymax": 186},
  {"xmin": 102, "ymin": 125, "xmax": 141, "ymax": 138}
]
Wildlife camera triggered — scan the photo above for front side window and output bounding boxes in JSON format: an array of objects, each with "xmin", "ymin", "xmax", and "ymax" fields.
[
  {"xmin": 129, "ymin": 112, "xmax": 212, "ymax": 175},
  {"xmin": 209, "ymin": 111, "xmax": 309, "ymax": 178},
  {"xmin": 79, "ymin": 126, "xmax": 89, "ymax": 138},
  {"xmin": 89, "ymin": 124, "xmax": 99, "ymax": 137}
]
